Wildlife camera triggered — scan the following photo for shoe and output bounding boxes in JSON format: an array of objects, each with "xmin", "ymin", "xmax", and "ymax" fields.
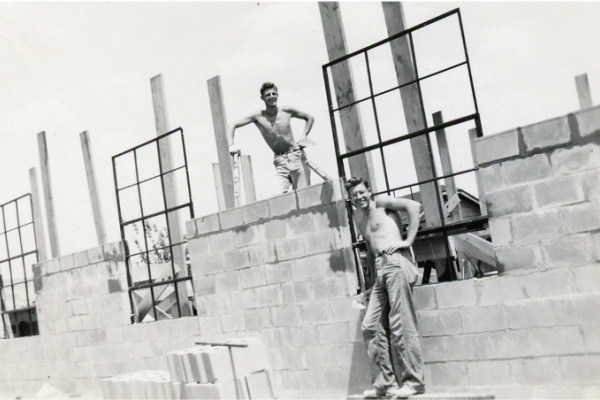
[
  {"xmin": 387, "ymin": 385, "xmax": 425, "ymax": 399},
  {"xmin": 363, "ymin": 388, "xmax": 386, "ymax": 399}
]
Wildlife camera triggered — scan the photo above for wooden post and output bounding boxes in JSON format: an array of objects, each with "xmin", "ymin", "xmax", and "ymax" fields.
[
  {"xmin": 382, "ymin": 2, "xmax": 442, "ymax": 228},
  {"xmin": 575, "ymin": 73, "xmax": 593, "ymax": 109},
  {"xmin": 150, "ymin": 74, "xmax": 191, "ymax": 317},
  {"xmin": 28, "ymin": 168, "xmax": 48, "ymax": 262},
  {"xmin": 37, "ymin": 131, "xmax": 60, "ymax": 258},
  {"xmin": 432, "ymin": 111, "xmax": 461, "ymax": 222},
  {"xmin": 241, "ymin": 155, "xmax": 256, "ymax": 204},
  {"xmin": 319, "ymin": 2, "xmax": 376, "ymax": 189},
  {"xmin": 469, "ymin": 128, "xmax": 487, "ymax": 216},
  {"xmin": 79, "ymin": 131, "xmax": 107, "ymax": 245},
  {"xmin": 212, "ymin": 164, "xmax": 227, "ymax": 211},
  {"xmin": 207, "ymin": 76, "xmax": 236, "ymax": 209}
]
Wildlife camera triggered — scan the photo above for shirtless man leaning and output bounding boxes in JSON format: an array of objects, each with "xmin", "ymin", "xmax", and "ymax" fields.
[
  {"xmin": 345, "ymin": 177, "xmax": 426, "ymax": 399},
  {"xmin": 227, "ymin": 82, "xmax": 315, "ymax": 193}
]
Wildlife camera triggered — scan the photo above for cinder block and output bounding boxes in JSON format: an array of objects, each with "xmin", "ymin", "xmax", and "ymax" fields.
[
  {"xmin": 583, "ymin": 169, "xmax": 600, "ymax": 200},
  {"xmin": 233, "ymin": 225, "xmax": 260, "ymax": 249},
  {"xmin": 230, "ymin": 289, "xmax": 257, "ymax": 311},
  {"xmin": 575, "ymin": 105, "xmax": 600, "ymax": 137},
  {"xmin": 73, "ymin": 251, "xmax": 90, "ymax": 268},
  {"xmin": 541, "ymin": 233, "xmax": 595, "ymax": 267},
  {"xmin": 196, "ymin": 213, "xmax": 221, "ymax": 235},
  {"xmin": 504, "ymin": 298, "xmax": 556, "ymax": 329},
  {"xmin": 503, "ymin": 153, "xmax": 552, "ymax": 185},
  {"xmin": 418, "ymin": 309, "xmax": 462, "ymax": 337},
  {"xmin": 583, "ymin": 325, "xmax": 600, "ymax": 352},
  {"xmin": 186, "ymin": 219, "xmax": 197, "ymax": 240},
  {"xmin": 572, "ymin": 264, "xmax": 600, "ymax": 293},
  {"xmin": 201, "ymin": 346, "xmax": 235, "ymax": 383},
  {"xmin": 413, "ymin": 285, "xmax": 436, "ymax": 311},
  {"xmin": 551, "ymin": 143, "xmax": 600, "ymax": 175},
  {"xmin": 184, "ymin": 379, "xmax": 248, "ymax": 400},
  {"xmin": 210, "ymin": 231, "xmax": 234, "ymax": 254},
  {"xmin": 291, "ymin": 253, "xmax": 329, "ymax": 281},
  {"xmin": 486, "ymin": 185, "xmax": 534, "ymax": 218},
  {"xmin": 186, "ymin": 347, "xmax": 209, "ymax": 383},
  {"xmin": 304, "ymin": 346, "xmax": 338, "ymax": 368},
  {"xmin": 222, "ymin": 249, "xmax": 250, "ymax": 272},
  {"xmin": 290, "ymin": 325, "xmax": 319, "ymax": 347},
  {"xmin": 475, "ymin": 129, "xmax": 520, "ymax": 164},
  {"xmin": 261, "ymin": 327, "xmax": 290, "ymax": 348},
  {"xmin": 467, "ymin": 359, "xmax": 513, "ymax": 386},
  {"xmin": 495, "ymin": 243, "xmax": 542, "ymax": 273},
  {"xmin": 167, "ymin": 350, "xmax": 187, "ymax": 383},
  {"xmin": 255, "ymin": 285, "xmax": 283, "ymax": 308},
  {"xmin": 271, "ymin": 305, "xmax": 301, "ymax": 327},
  {"xmin": 522, "ymin": 116, "xmax": 570, "ymax": 151},
  {"xmin": 562, "ymin": 200, "xmax": 600, "ymax": 234},
  {"xmin": 268, "ymin": 192, "xmax": 297, "ymax": 217},
  {"xmin": 246, "ymin": 370, "xmax": 275, "ymax": 399},
  {"xmin": 429, "ymin": 362, "xmax": 468, "ymax": 386},
  {"xmin": 561, "ymin": 355, "xmax": 600, "ymax": 383},
  {"xmin": 535, "ymin": 175, "xmax": 586, "ymax": 211},
  {"xmin": 512, "ymin": 210, "xmax": 563, "ymax": 243},
  {"xmin": 443, "ymin": 333, "xmax": 488, "ymax": 362},
  {"xmin": 59, "ymin": 255, "xmax": 75, "ymax": 272},
  {"xmin": 246, "ymin": 243, "xmax": 276, "ymax": 267},
  {"xmin": 215, "ymin": 271, "xmax": 240, "ymax": 293},
  {"xmin": 511, "ymin": 357, "xmax": 563, "ymax": 385},
  {"xmin": 243, "ymin": 200, "xmax": 270, "ymax": 224},
  {"xmin": 262, "ymin": 219, "xmax": 287, "ymax": 241},
  {"xmin": 222, "ymin": 311, "xmax": 246, "ymax": 332},
  {"xmin": 300, "ymin": 301, "xmax": 333, "ymax": 323},
  {"xmin": 239, "ymin": 266, "xmax": 266, "ymax": 289},
  {"xmin": 199, "ymin": 315, "xmax": 223, "ymax": 335},
  {"xmin": 188, "ymin": 236, "xmax": 211, "ymax": 257},
  {"xmin": 226, "ymin": 338, "xmax": 270, "ymax": 377},
  {"xmin": 265, "ymin": 263, "xmax": 292, "ymax": 285},
  {"xmin": 88, "ymin": 247, "xmax": 104, "ymax": 264},
  {"xmin": 274, "ymin": 237, "xmax": 306, "ymax": 261},
  {"xmin": 297, "ymin": 181, "xmax": 341, "ymax": 209},
  {"xmin": 286, "ymin": 213, "xmax": 316, "ymax": 237},
  {"xmin": 485, "ymin": 330, "xmax": 532, "ymax": 359},
  {"xmin": 461, "ymin": 304, "xmax": 505, "ymax": 333},
  {"xmin": 328, "ymin": 296, "xmax": 363, "ymax": 322},
  {"xmin": 489, "ymin": 217, "xmax": 512, "ymax": 247},
  {"xmin": 195, "ymin": 275, "xmax": 216, "ymax": 297},
  {"xmin": 435, "ymin": 280, "xmax": 477, "ymax": 309},
  {"xmin": 103, "ymin": 241, "xmax": 124, "ymax": 261},
  {"xmin": 421, "ymin": 336, "xmax": 446, "ymax": 363},
  {"xmin": 523, "ymin": 268, "xmax": 573, "ymax": 298},
  {"xmin": 499, "ymin": 275, "xmax": 526, "ymax": 301},
  {"xmin": 479, "ymin": 163, "xmax": 507, "ymax": 194},
  {"xmin": 530, "ymin": 326, "xmax": 586, "ymax": 356},
  {"xmin": 474, "ymin": 277, "xmax": 502, "ymax": 305},
  {"xmin": 302, "ymin": 230, "xmax": 336, "ymax": 255}
]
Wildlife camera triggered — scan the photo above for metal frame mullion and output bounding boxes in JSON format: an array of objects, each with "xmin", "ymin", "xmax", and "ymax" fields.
[
  {"xmin": 1, "ymin": 207, "xmax": 16, "ymax": 324},
  {"xmin": 457, "ymin": 9, "xmax": 482, "ymax": 137},
  {"xmin": 323, "ymin": 67, "xmax": 345, "ymax": 181},
  {"xmin": 14, "ymin": 199, "xmax": 33, "ymax": 330}
]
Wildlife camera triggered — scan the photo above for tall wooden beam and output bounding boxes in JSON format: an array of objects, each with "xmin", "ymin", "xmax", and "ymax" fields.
[
  {"xmin": 207, "ymin": 76, "xmax": 236, "ymax": 209},
  {"xmin": 469, "ymin": 128, "xmax": 487, "ymax": 216},
  {"xmin": 382, "ymin": 2, "xmax": 442, "ymax": 228},
  {"xmin": 241, "ymin": 155, "xmax": 256, "ymax": 204},
  {"xmin": 28, "ymin": 168, "xmax": 48, "ymax": 262},
  {"xmin": 212, "ymin": 163, "xmax": 227, "ymax": 211},
  {"xmin": 79, "ymin": 131, "xmax": 107, "ymax": 245},
  {"xmin": 575, "ymin": 73, "xmax": 593, "ymax": 109},
  {"xmin": 433, "ymin": 111, "xmax": 460, "ymax": 222},
  {"xmin": 37, "ymin": 131, "xmax": 60, "ymax": 258},
  {"xmin": 150, "ymin": 74, "xmax": 191, "ymax": 317},
  {"xmin": 319, "ymin": 2, "xmax": 376, "ymax": 189}
]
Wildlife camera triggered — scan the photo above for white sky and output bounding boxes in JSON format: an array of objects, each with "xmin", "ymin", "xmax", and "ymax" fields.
[{"xmin": 1, "ymin": 2, "xmax": 599, "ymax": 256}]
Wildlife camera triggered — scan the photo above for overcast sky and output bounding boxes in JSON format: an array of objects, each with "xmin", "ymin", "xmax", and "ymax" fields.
[{"xmin": 1, "ymin": 2, "xmax": 599, "ymax": 256}]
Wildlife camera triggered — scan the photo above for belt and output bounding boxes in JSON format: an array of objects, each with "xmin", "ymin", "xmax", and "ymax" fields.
[{"xmin": 274, "ymin": 147, "xmax": 301, "ymax": 156}]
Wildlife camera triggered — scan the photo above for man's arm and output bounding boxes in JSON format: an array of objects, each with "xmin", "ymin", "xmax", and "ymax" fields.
[
  {"xmin": 226, "ymin": 112, "xmax": 258, "ymax": 154},
  {"xmin": 376, "ymin": 195, "xmax": 422, "ymax": 246},
  {"xmin": 284, "ymin": 106, "xmax": 315, "ymax": 144}
]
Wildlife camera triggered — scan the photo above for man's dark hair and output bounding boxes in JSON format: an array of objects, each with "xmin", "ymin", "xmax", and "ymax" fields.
[
  {"xmin": 260, "ymin": 82, "xmax": 278, "ymax": 96},
  {"xmin": 345, "ymin": 177, "xmax": 370, "ymax": 192}
]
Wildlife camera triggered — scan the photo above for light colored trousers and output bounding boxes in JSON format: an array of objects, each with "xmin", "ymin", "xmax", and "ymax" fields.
[{"xmin": 361, "ymin": 249, "xmax": 425, "ymax": 393}]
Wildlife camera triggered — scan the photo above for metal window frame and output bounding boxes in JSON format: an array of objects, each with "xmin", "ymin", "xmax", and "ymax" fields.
[
  {"xmin": 0, "ymin": 193, "xmax": 40, "ymax": 338},
  {"xmin": 322, "ymin": 8, "xmax": 488, "ymax": 292},
  {"xmin": 112, "ymin": 127, "xmax": 195, "ymax": 323}
]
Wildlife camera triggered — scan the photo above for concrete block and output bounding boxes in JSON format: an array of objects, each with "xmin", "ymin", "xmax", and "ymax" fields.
[
  {"xmin": 188, "ymin": 236, "xmax": 211, "ymax": 257},
  {"xmin": 523, "ymin": 268, "xmax": 573, "ymax": 298},
  {"xmin": 201, "ymin": 346, "xmax": 235, "ymax": 382},
  {"xmin": 233, "ymin": 225, "xmax": 260, "ymax": 249},
  {"xmin": 186, "ymin": 347, "xmax": 210, "ymax": 383},
  {"xmin": 275, "ymin": 237, "xmax": 306, "ymax": 261},
  {"xmin": 317, "ymin": 322, "xmax": 351, "ymax": 345},
  {"xmin": 244, "ymin": 309, "xmax": 261, "ymax": 330},
  {"xmin": 184, "ymin": 379, "xmax": 248, "ymax": 400},
  {"xmin": 530, "ymin": 326, "xmax": 586, "ymax": 356},
  {"xmin": 246, "ymin": 243, "xmax": 276, "ymax": 267},
  {"xmin": 103, "ymin": 241, "xmax": 124, "ymax": 261},
  {"xmin": 503, "ymin": 153, "xmax": 552, "ymax": 185},
  {"xmin": 246, "ymin": 370, "xmax": 275, "ymax": 399},
  {"xmin": 562, "ymin": 200, "xmax": 600, "ymax": 234},
  {"xmin": 291, "ymin": 254, "xmax": 327, "ymax": 282},
  {"xmin": 87, "ymin": 247, "xmax": 104, "ymax": 264},
  {"xmin": 504, "ymin": 298, "xmax": 556, "ymax": 329},
  {"xmin": 261, "ymin": 327, "xmax": 290, "ymax": 348},
  {"xmin": 443, "ymin": 333, "xmax": 488, "ymax": 362},
  {"xmin": 195, "ymin": 274, "xmax": 216, "ymax": 297},
  {"xmin": 467, "ymin": 359, "xmax": 513, "ymax": 386},
  {"xmin": 268, "ymin": 192, "xmax": 297, "ymax": 217},
  {"xmin": 226, "ymin": 338, "xmax": 270, "ymax": 377},
  {"xmin": 73, "ymin": 251, "xmax": 90, "ymax": 268},
  {"xmin": 258, "ymin": 308, "xmax": 273, "ymax": 329},
  {"xmin": 418, "ymin": 309, "xmax": 462, "ymax": 337},
  {"xmin": 561, "ymin": 355, "xmax": 600, "ymax": 383},
  {"xmin": 196, "ymin": 213, "xmax": 221, "ymax": 235},
  {"xmin": 167, "ymin": 350, "xmax": 188, "ymax": 383},
  {"xmin": 495, "ymin": 243, "xmax": 542, "ymax": 273},
  {"xmin": 210, "ymin": 231, "xmax": 234, "ymax": 254},
  {"xmin": 551, "ymin": 143, "xmax": 600, "ymax": 175},
  {"xmin": 511, "ymin": 357, "xmax": 563, "ymax": 385},
  {"xmin": 215, "ymin": 271, "xmax": 240, "ymax": 293},
  {"xmin": 583, "ymin": 325, "xmax": 600, "ymax": 352},
  {"xmin": 575, "ymin": 105, "xmax": 600, "ymax": 137},
  {"xmin": 479, "ymin": 163, "xmax": 507, "ymax": 194},
  {"xmin": 486, "ymin": 185, "xmax": 534, "ymax": 218},
  {"xmin": 271, "ymin": 305, "xmax": 301, "ymax": 327},
  {"xmin": 475, "ymin": 129, "xmax": 520, "ymax": 164},
  {"xmin": 219, "ymin": 207, "xmax": 245, "ymax": 231},
  {"xmin": 265, "ymin": 263, "xmax": 292, "ymax": 285},
  {"xmin": 489, "ymin": 217, "xmax": 512, "ymax": 247},
  {"xmin": 291, "ymin": 280, "xmax": 314, "ymax": 303},
  {"xmin": 461, "ymin": 304, "xmax": 505, "ymax": 333},
  {"xmin": 305, "ymin": 346, "xmax": 338, "ymax": 368},
  {"xmin": 413, "ymin": 285, "xmax": 436, "ymax": 311},
  {"xmin": 243, "ymin": 200, "xmax": 270, "ymax": 224},
  {"xmin": 286, "ymin": 213, "xmax": 316, "ymax": 237},
  {"xmin": 421, "ymin": 336, "xmax": 446, "ymax": 363},
  {"xmin": 262, "ymin": 219, "xmax": 287, "ymax": 241},
  {"xmin": 222, "ymin": 249, "xmax": 250, "ymax": 271},
  {"xmin": 302, "ymin": 229, "xmax": 336, "ymax": 255},
  {"xmin": 583, "ymin": 169, "xmax": 600, "ymax": 200},
  {"xmin": 474, "ymin": 277, "xmax": 502, "ymax": 306},
  {"xmin": 290, "ymin": 325, "xmax": 319, "ymax": 347},
  {"xmin": 239, "ymin": 266, "xmax": 266, "ymax": 289},
  {"xmin": 59, "ymin": 254, "xmax": 75, "ymax": 271},
  {"xmin": 186, "ymin": 219, "xmax": 197, "ymax": 240},
  {"xmin": 300, "ymin": 301, "xmax": 333, "ymax": 323},
  {"xmin": 297, "ymin": 181, "xmax": 341, "ymax": 208},
  {"xmin": 199, "ymin": 315, "xmax": 223, "ymax": 335},
  {"xmin": 485, "ymin": 330, "xmax": 532, "ymax": 359},
  {"xmin": 499, "ymin": 275, "xmax": 526, "ymax": 301},
  {"xmin": 512, "ymin": 209, "xmax": 563, "ymax": 244},
  {"xmin": 230, "ymin": 289, "xmax": 257, "ymax": 311},
  {"xmin": 541, "ymin": 233, "xmax": 595, "ymax": 267},
  {"xmin": 522, "ymin": 116, "xmax": 570, "ymax": 151},
  {"xmin": 255, "ymin": 285, "xmax": 283, "ymax": 308},
  {"xmin": 429, "ymin": 362, "xmax": 468, "ymax": 386},
  {"xmin": 534, "ymin": 175, "xmax": 586, "ymax": 209},
  {"xmin": 573, "ymin": 264, "xmax": 600, "ymax": 293},
  {"xmin": 71, "ymin": 299, "xmax": 88, "ymax": 316},
  {"xmin": 435, "ymin": 280, "xmax": 477, "ymax": 309}
]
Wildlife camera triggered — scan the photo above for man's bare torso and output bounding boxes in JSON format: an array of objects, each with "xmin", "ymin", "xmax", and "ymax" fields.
[
  {"xmin": 355, "ymin": 206, "xmax": 404, "ymax": 254},
  {"xmin": 253, "ymin": 107, "xmax": 298, "ymax": 154}
]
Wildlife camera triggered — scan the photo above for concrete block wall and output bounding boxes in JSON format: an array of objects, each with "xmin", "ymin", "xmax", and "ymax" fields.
[{"xmin": 185, "ymin": 180, "xmax": 369, "ymax": 399}]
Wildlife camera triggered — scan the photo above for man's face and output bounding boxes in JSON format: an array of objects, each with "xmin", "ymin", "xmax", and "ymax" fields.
[
  {"xmin": 348, "ymin": 183, "xmax": 371, "ymax": 209},
  {"xmin": 261, "ymin": 87, "xmax": 278, "ymax": 107}
]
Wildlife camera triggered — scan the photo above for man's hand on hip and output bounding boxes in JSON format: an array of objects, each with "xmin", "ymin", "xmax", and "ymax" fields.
[{"xmin": 384, "ymin": 241, "xmax": 411, "ymax": 254}]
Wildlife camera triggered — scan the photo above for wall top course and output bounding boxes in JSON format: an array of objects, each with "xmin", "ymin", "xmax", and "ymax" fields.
[{"xmin": 33, "ymin": 241, "xmax": 125, "ymax": 277}]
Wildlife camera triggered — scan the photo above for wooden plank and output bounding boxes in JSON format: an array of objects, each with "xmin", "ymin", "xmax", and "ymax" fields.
[
  {"xmin": 318, "ymin": 2, "xmax": 376, "ymax": 189},
  {"xmin": 212, "ymin": 163, "xmax": 227, "ymax": 211},
  {"xmin": 575, "ymin": 73, "xmax": 593, "ymax": 109},
  {"xmin": 37, "ymin": 131, "xmax": 60, "ymax": 258},
  {"xmin": 241, "ymin": 155, "xmax": 256, "ymax": 204},
  {"xmin": 382, "ymin": 2, "xmax": 442, "ymax": 228},
  {"xmin": 79, "ymin": 131, "xmax": 107, "ymax": 246},
  {"xmin": 469, "ymin": 128, "xmax": 487, "ymax": 216},
  {"xmin": 453, "ymin": 233, "xmax": 496, "ymax": 267},
  {"xmin": 150, "ymin": 74, "xmax": 191, "ymax": 317},
  {"xmin": 207, "ymin": 76, "xmax": 236, "ymax": 209},
  {"xmin": 28, "ymin": 168, "xmax": 48, "ymax": 261},
  {"xmin": 433, "ymin": 111, "xmax": 461, "ymax": 222}
]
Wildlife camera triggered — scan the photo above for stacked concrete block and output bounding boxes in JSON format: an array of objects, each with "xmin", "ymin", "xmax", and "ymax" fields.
[{"xmin": 102, "ymin": 370, "xmax": 173, "ymax": 399}]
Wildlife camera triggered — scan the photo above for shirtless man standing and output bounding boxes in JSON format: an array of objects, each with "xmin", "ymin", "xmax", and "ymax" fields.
[
  {"xmin": 345, "ymin": 177, "xmax": 426, "ymax": 399},
  {"xmin": 227, "ymin": 82, "xmax": 315, "ymax": 193}
]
